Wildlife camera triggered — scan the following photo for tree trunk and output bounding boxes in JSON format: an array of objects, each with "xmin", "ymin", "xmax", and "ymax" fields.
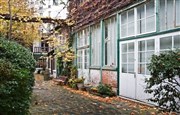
[{"xmin": 8, "ymin": 0, "xmax": 12, "ymax": 40}]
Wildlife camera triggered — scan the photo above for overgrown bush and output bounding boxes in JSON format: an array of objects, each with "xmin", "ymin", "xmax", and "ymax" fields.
[
  {"xmin": 145, "ymin": 50, "xmax": 180, "ymax": 112},
  {"xmin": 97, "ymin": 84, "xmax": 115, "ymax": 97},
  {"xmin": 0, "ymin": 38, "xmax": 35, "ymax": 114}
]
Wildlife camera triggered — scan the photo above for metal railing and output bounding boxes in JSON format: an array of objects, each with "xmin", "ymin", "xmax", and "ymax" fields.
[{"xmin": 33, "ymin": 47, "xmax": 52, "ymax": 53}]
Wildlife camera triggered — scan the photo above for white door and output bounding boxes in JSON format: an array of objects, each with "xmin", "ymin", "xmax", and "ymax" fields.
[
  {"xmin": 120, "ymin": 39, "xmax": 155, "ymax": 101},
  {"xmin": 120, "ymin": 42, "xmax": 136, "ymax": 99},
  {"xmin": 136, "ymin": 39, "xmax": 155, "ymax": 102}
]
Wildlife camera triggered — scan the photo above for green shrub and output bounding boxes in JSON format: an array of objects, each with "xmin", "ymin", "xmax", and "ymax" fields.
[
  {"xmin": 0, "ymin": 38, "xmax": 35, "ymax": 114},
  {"xmin": 145, "ymin": 50, "xmax": 180, "ymax": 112},
  {"xmin": 0, "ymin": 38, "xmax": 35, "ymax": 72},
  {"xmin": 97, "ymin": 84, "xmax": 115, "ymax": 97}
]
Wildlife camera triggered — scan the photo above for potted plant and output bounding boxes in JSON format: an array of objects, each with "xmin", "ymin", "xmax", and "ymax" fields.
[{"xmin": 75, "ymin": 77, "xmax": 85, "ymax": 90}]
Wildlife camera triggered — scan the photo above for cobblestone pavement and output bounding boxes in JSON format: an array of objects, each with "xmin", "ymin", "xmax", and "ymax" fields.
[
  {"xmin": 30, "ymin": 75, "xmax": 158, "ymax": 115},
  {"xmin": 30, "ymin": 81, "xmax": 123, "ymax": 115}
]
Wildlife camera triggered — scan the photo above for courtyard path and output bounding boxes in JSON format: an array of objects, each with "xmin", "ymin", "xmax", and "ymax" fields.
[{"xmin": 29, "ymin": 75, "xmax": 162, "ymax": 115}]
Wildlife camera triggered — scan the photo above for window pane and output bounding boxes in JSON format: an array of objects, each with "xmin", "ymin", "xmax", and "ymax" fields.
[
  {"xmin": 122, "ymin": 44, "xmax": 127, "ymax": 53},
  {"xmin": 146, "ymin": 16, "xmax": 155, "ymax": 32},
  {"xmin": 128, "ymin": 64, "xmax": 134, "ymax": 73},
  {"xmin": 138, "ymin": 41, "xmax": 145, "ymax": 51},
  {"xmin": 122, "ymin": 54, "xmax": 127, "ymax": 62},
  {"xmin": 146, "ymin": 0, "xmax": 154, "ymax": 16},
  {"xmin": 146, "ymin": 51, "xmax": 154, "ymax": 62},
  {"xmin": 159, "ymin": 0, "xmax": 166, "ymax": 31},
  {"xmin": 137, "ymin": 5, "xmax": 145, "ymax": 19},
  {"xmin": 128, "ymin": 43, "xmax": 134, "ymax": 52},
  {"xmin": 176, "ymin": 0, "xmax": 180, "ymax": 26},
  {"xmin": 121, "ymin": 25, "xmax": 127, "ymax": 37},
  {"xmin": 128, "ymin": 22, "xmax": 135, "ymax": 36},
  {"xmin": 138, "ymin": 52, "xmax": 145, "ymax": 62},
  {"xmin": 128, "ymin": 10, "xmax": 134, "ymax": 22},
  {"xmin": 128, "ymin": 53, "xmax": 134, "ymax": 62},
  {"xmin": 122, "ymin": 64, "xmax": 127, "ymax": 73},
  {"xmin": 147, "ymin": 39, "xmax": 155, "ymax": 50},
  {"xmin": 160, "ymin": 36, "xmax": 172, "ymax": 50},
  {"xmin": 174, "ymin": 35, "xmax": 180, "ymax": 48},
  {"xmin": 138, "ymin": 64, "xmax": 145, "ymax": 74},
  {"xmin": 167, "ymin": 0, "xmax": 174, "ymax": 29},
  {"xmin": 121, "ymin": 12, "xmax": 127, "ymax": 24},
  {"xmin": 137, "ymin": 19, "xmax": 145, "ymax": 34}
]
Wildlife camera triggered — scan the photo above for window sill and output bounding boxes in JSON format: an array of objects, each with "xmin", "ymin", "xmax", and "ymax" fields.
[
  {"xmin": 89, "ymin": 66, "xmax": 101, "ymax": 70},
  {"xmin": 102, "ymin": 66, "xmax": 117, "ymax": 71}
]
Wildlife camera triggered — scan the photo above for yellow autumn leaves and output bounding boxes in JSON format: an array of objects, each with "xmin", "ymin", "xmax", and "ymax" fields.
[{"xmin": 0, "ymin": 0, "xmax": 41, "ymax": 46}]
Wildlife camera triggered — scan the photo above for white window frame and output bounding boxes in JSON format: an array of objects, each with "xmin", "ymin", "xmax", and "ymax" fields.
[
  {"xmin": 136, "ymin": 0, "xmax": 156, "ymax": 35},
  {"xmin": 159, "ymin": 0, "xmax": 180, "ymax": 31},
  {"xmin": 120, "ymin": 9, "xmax": 135, "ymax": 38},
  {"xmin": 91, "ymin": 24, "xmax": 101, "ymax": 66},
  {"xmin": 77, "ymin": 50, "xmax": 83, "ymax": 69},
  {"xmin": 77, "ymin": 28, "xmax": 90, "ymax": 69},
  {"xmin": 104, "ymin": 16, "xmax": 117, "ymax": 67},
  {"xmin": 120, "ymin": 0, "xmax": 156, "ymax": 38},
  {"xmin": 120, "ymin": 31, "xmax": 180, "ymax": 75},
  {"xmin": 137, "ymin": 39, "xmax": 155, "ymax": 75}
]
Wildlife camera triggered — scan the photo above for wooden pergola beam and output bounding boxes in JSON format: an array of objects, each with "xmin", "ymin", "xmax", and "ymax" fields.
[{"xmin": 0, "ymin": 13, "xmax": 67, "ymax": 25}]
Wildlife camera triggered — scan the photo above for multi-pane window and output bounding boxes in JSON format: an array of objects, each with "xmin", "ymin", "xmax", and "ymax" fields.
[
  {"xmin": 137, "ymin": 0, "xmax": 155, "ymax": 34},
  {"xmin": 77, "ymin": 28, "xmax": 90, "ymax": 69},
  {"xmin": 77, "ymin": 29, "xmax": 89, "ymax": 48},
  {"xmin": 120, "ymin": 0, "xmax": 155, "ymax": 37},
  {"xmin": 84, "ymin": 49, "xmax": 89, "ymax": 69},
  {"xmin": 104, "ymin": 16, "xmax": 117, "ymax": 66},
  {"xmin": 77, "ymin": 50, "xmax": 83, "ymax": 69},
  {"xmin": 121, "ymin": 42, "xmax": 135, "ymax": 73},
  {"xmin": 91, "ymin": 24, "xmax": 101, "ymax": 66},
  {"xmin": 121, "ymin": 9, "xmax": 135, "ymax": 37},
  {"xmin": 138, "ymin": 39, "xmax": 155, "ymax": 75},
  {"xmin": 160, "ymin": 0, "xmax": 180, "ymax": 31},
  {"xmin": 160, "ymin": 34, "xmax": 180, "ymax": 52}
]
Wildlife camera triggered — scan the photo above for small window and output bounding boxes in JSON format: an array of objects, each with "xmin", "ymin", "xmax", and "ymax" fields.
[
  {"xmin": 91, "ymin": 24, "xmax": 101, "ymax": 66},
  {"xmin": 138, "ymin": 39, "xmax": 155, "ymax": 75},
  {"xmin": 160, "ymin": 0, "xmax": 180, "ymax": 31},
  {"xmin": 121, "ymin": 42, "xmax": 135, "ymax": 73},
  {"xmin": 104, "ymin": 17, "xmax": 117, "ymax": 66},
  {"xmin": 160, "ymin": 34, "xmax": 180, "ymax": 52},
  {"xmin": 137, "ymin": 0, "xmax": 155, "ymax": 34},
  {"xmin": 121, "ymin": 9, "xmax": 135, "ymax": 37}
]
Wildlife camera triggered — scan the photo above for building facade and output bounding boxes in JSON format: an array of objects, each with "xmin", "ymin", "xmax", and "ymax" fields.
[
  {"xmin": 29, "ymin": 0, "xmax": 68, "ymax": 77},
  {"xmin": 69, "ymin": 0, "xmax": 180, "ymax": 103}
]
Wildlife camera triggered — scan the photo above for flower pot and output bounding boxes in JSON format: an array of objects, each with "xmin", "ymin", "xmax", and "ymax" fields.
[{"xmin": 77, "ymin": 83, "xmax": 84, "ymax": 90}]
